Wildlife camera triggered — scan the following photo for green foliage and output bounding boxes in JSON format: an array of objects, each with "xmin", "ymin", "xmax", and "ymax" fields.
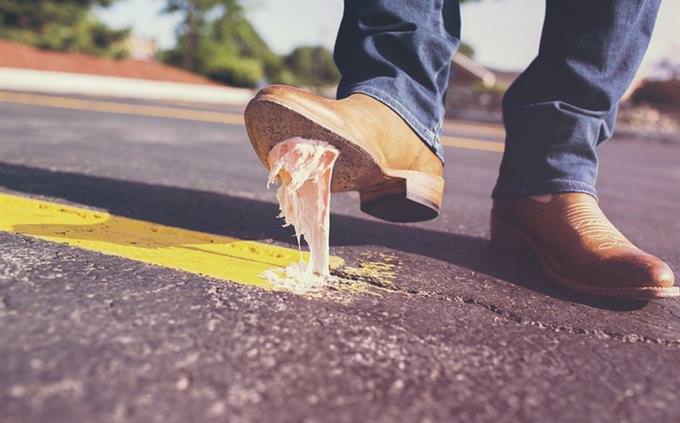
[
  {"xmin": 458, "ymin": 41, "xmax": 475, "ymax": 59},
  {"xmin": 0, "ymin": 0, "xmax": 130, "ymax": 58},
  {"xmin": 160, "ymin": 0, "xmax": 340, "ymax": 88},
  {"xmin": 206, "ymin": 55, "xmax": 263, "ymax": 87},
  {"xmin": 284, "ymin": 46, "xmax": 340, "ymax": 87}
]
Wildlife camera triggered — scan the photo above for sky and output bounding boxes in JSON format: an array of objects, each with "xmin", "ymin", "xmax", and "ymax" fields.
[{"xmin": 96, "ymin": 0, "xmax": 679, "ymax": 75}]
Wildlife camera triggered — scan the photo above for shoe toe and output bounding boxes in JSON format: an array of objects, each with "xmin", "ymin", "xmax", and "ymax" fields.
[
  {"xmin": 648, "ymin": 258, "xmax": 676, "ymax": 288},
  {"xmin": 585, "ymin": 252, "xmax": 676, "ymax": 289}
]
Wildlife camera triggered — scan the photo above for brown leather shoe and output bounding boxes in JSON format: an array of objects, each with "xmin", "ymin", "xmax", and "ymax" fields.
[
  {"xmin": 491, "ymin": 193, "xmax": 678, "ymax": 299},
  {"xmin": 244, "ymin": 85, "xmax": 444, "ymax": 222}
]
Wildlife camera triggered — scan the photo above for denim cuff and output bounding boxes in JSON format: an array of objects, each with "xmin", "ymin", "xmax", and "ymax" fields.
[
  {"xmin": 337, "ymin": 83, "xmax": 446, "ymax": 163},
  {"xmin": 492, "ymin": 178, "xmax": 598, "ymax": 200}
]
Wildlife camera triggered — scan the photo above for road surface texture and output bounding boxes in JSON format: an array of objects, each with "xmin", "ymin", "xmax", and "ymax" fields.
[{"xmin": 1, "ymin": 91, "xmax": 679, "ymax": 423}]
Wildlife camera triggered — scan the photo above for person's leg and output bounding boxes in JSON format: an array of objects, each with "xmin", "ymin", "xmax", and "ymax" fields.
[
  {"xmin": 334, "ymin": 0, "xmax": 461, "ymax": 163},
  {"xmin": 493, "ymin": 0, "xmax": 660, "ymax": 199},
  {"xmin": 490, "ymin": 0, "xmax": 678, "ymax": 299},
  {"xmin": 245, "ymin": 0, "xmax": 460, "ymax": 222}
]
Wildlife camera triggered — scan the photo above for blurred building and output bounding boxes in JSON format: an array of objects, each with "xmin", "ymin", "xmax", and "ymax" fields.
[
  {"xmin": 446, "ymin": 53, "xmax": 518, "ymax": 121},
  {"xmin": 452, "ymin": 53, "xmax": 497, "ymax": 88},
  {"xmin": 451, "ymin": 53, "xmax": 520, "ymax": 89},
  {"xmin": 124, "ymin": 34, "xmax": 158, "ymax": 62}
]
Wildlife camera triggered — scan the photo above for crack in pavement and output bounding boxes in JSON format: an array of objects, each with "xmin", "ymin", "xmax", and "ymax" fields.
[
  {"xmin": 456, "ymin": 295, "xmax": 680, "ymax": 348},
  {"xmin": 334, "ymin": 270, "xmax": 680, "ymax": 348}
]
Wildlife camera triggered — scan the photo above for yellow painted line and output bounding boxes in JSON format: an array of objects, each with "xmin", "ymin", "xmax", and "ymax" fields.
[
  {"xmin": 0, "ymin": 90, "xmax": 504, "ymax": 153},
  {"xmin": 443, "ymin": 120, "xmax": 506, "ymax": 138},
  {"xmin": 441, "ymin": 135, "xmax": 504, "ymax": 153},
  {"xmin": 0, "ymin": 91, "xmax": 245, "ymax": 125},
  {"xmin": 0, "ymin": 192, "xmax": 341, "ymax": 289}
]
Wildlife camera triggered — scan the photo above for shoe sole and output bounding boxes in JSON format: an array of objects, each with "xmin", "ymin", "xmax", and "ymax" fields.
[
  {"xmin": 490, "ymin": 212, "xmax": 680, "ymax": 300},
  {"xmin": 244, "ymin": 95, "xmax": 444, "ymax": 223}
]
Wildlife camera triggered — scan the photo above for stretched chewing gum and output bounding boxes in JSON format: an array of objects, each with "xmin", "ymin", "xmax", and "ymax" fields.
[{"xmin": 266, "ymin": 137, "xmax": 339, "ymax": 279}]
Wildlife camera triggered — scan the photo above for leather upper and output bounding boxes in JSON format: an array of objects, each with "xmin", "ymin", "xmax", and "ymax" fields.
[
  {"xmin": 493, "ymin": 193, "xmax": 676, "ymax": 289},
  {"xmin": 255, "ymin": 85, "xmax": 443, "ymax": 177}
]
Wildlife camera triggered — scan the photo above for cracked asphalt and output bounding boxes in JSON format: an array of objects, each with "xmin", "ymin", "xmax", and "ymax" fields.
[{"xmin": 1, "ymin": 93, "xmax": 679, "ymax": 422}]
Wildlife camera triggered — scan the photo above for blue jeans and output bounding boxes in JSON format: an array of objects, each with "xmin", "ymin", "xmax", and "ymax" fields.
[{"xmin": 334, "ymin": 0, "xmax": 660, "ymax": 199}]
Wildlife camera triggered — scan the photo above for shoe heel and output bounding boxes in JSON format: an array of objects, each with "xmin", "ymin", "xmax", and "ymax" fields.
[
  {"xmin": 490, "ymin": 213, "xmax": 526, "ymax": 251},
  {"xmin": 359, "ymin": 170, "xmax": 444, "ymax": 223}
]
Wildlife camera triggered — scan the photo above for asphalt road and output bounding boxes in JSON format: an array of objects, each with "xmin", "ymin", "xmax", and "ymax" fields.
[{"xmin": 1, "ymin": 92, "xmax": 679, "ymax": 423}]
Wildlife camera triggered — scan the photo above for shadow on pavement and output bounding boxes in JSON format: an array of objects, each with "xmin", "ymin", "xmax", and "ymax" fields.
[{"xmin": 0, "ymin": 161, "xmax": 646, "ymax": 310}]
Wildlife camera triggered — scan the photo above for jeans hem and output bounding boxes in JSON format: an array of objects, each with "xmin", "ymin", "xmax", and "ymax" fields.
[
  {"xmin": 492, "ymin": 179, "xmax": 598, "ymax": 200},
  {"xmin": 337, "ymin": 83, "xmax": 446, "ymax": 163}
]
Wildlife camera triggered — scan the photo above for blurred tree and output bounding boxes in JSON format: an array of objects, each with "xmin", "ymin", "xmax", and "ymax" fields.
[
  {"xmin": 163, "ymin": 0, "xmax": 226, "ymax": 70},
  {"xmin": 284, "ymin": 46, "xmax": 340, "ymax": 88},
  {"xmin": 210, "ymin": 3, "xmax": 292, "ymax": 83},
  {"xmin": 161, "ymin": 0, "xmax": 296, "ymax": 87},
  {"xmin": 458, "ymin": 42, "xmax": 475, "ymax": 58},
  {"xmin": 0, "ymin": 0, "xmax": 130, "ymax": 58},
  {"xmin": 160, "ymin": 0, "xmax": 480, "ymax": 88}
]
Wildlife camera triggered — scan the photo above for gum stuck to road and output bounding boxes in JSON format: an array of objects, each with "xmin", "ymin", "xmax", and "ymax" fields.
[{"xmin": 263, "ymin": 138, "xmax": 340, "ymax": 293}]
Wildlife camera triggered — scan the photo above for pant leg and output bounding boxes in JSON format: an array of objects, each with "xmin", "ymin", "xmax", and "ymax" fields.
[
  {"xmin": 334, "ymin": 0, "xmax": 461, "ymax": 162},
  {"xmin": 492, "ymin": 0, "xmax": 661, "ymax": 199}
]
